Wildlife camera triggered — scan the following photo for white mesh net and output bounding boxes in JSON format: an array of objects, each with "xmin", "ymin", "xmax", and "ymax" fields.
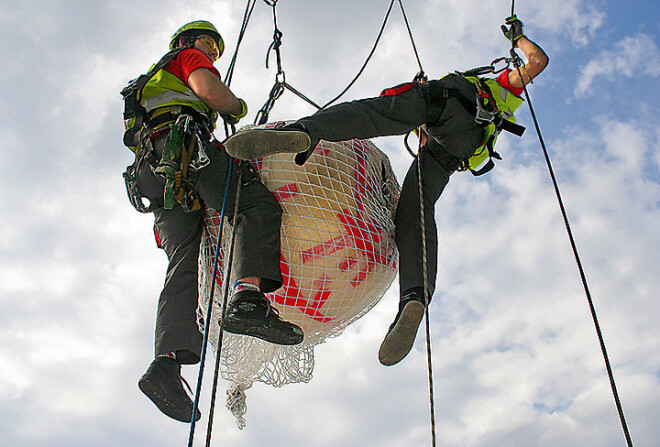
[{"xmin": 197, "ymin": 125, "xmax": 400, "ymax": 427}]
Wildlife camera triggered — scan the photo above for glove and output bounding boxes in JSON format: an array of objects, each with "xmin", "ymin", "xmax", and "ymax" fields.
[
  {"xmin": 501, "ymin": 15, "xmax": 525, "ymax": 46},
  {"xmin": 221, "ymin": 98, "xmax": 248, "ymax": 125},
  {"xmin": 413, "ymin": 71, "xmax": 428, "ymax": 84}
]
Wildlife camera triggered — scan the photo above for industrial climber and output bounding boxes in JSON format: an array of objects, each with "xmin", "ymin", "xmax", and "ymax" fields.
[
  {"xmin": 121, "ymin": 20, "xmax": 303, "ymax": 422},
  {"xmin": 221, "ymin": 16, "xmax": 548, "ymax": 367}
]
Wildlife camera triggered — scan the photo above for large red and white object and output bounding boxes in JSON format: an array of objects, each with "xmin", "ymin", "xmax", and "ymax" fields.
[{"xmin": 198, "ymin": 124, "xmax": 400, "ymax": 427}]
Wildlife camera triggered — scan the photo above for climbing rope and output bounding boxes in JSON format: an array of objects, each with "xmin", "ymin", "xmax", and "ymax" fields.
[
  {"xmin": 508, "ymin": 2, "xmax": 634, "ymax": 446},
  {"xmin": 255, "ymin": 0, "xmax": 401, "ymax": 123},
  {"xmin": 319, "ymin": 0, "xmax": 397, "ymax": 109},
  {"xmin": 224, "ymin": 0, "xmax": 259, "ymax": 87},
  {"xmin": 397, "ymin": 1, "xmax": 437, "ymax": 444},
  {"xmin": 203, "ymin": 167, "xmax": 244, "ymax": 447},
  {"xmin": 187, "ymin": 2, "xmax": 256, "ymax": 446},
  {"xmin": 415, "ymin": 139, "xmax": 437, "ymax": 447},
  {"xmin": 252, "ymin": 0, "xmax": 440, "ymax": 442},
  {"xmin": 187, "ymin": 158, "xmax": 233, "ymax": 447},
  {"xmin": 255, "ymin": 0, "xmax": 324, "ymax": 124},
  {"xmin": 398, "ymin": 0, "xmax": 424, "ymax": 77}
]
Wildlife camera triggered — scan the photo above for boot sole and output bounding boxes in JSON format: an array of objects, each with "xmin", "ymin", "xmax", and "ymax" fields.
[
  {"xmin": 224, "ymin": 129, "xmax": 311, "ymax": 160},
  {"xmin": 222, "ymin": 317, "xmax": 304, "ymax": 345},
  {"xmin": 378, "ymin": 300, "xmax": 425, "ymax": 366},
  {"xmin": 138, "ymin": 378, "xmax": 199, "ymax": 422}
]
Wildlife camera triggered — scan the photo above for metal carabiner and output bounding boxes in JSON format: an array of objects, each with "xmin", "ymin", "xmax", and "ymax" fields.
[
  {"xmin": 489, "ymin": 57, "xmax": 511, "ymax": 74},
  {"xmin": 190, "ymin": 127, "xmax": 210, "ymax": 171}
]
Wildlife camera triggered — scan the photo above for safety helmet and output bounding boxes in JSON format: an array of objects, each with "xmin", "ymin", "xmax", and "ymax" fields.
[{"xmin": 169, "ymin": 20, "xmax": 224, "ymax": 56}]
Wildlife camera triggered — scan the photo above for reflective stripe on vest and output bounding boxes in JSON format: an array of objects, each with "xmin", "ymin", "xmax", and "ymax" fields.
[{"xmin": 140, "ymin": 66, "xmax": 215, "ymax": 122}]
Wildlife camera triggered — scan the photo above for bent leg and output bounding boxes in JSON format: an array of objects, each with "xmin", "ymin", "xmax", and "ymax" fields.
[{"xmin": 194, "ymin": 144, "xmax": 283, "ymax": 292}]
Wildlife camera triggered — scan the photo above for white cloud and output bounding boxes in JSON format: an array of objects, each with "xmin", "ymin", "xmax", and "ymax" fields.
[
  {"xmin": 1, "ymin": 0, "xmax": 658, "ymax": 446},
  {"xmin": 523, "ymin": 0, "xmax": 605, "ymax": 45},
  {"xmin": 575, "ymin": 33, "xmax": 660, "ymax": 96}
]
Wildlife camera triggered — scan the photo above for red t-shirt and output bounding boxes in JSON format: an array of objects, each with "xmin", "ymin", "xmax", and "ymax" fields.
[
  {"xmin": 495, "ymin": 69, "xmax": 523, "ymax": 97},
  {"xmin": 164, "ymin": 48, "xmax": 221, "ymax": 86}
]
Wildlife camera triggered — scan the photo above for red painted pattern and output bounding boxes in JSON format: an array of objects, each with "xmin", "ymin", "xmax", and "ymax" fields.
[
  {"xmin": 273, "ymin": 255, "xmax": 334, "ymax": 323},
  {"xmin": 273, "ymin": 182, "xmax": 300, "ymax": 202},
  {"xmin": 300, "ymin": 234, "xmax": 352, "ymax": 264},
  {"xmin": 251, "ymin": 139, "xmax": 391, "ymax": 322}
]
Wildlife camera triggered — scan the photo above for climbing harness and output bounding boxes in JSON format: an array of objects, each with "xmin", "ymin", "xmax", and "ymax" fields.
[
  {"xmin": 121, "ymin": 44, "xmax": 217, "ymax": 214},
  {"xmin": 504, "ymin": 1, "xmax": 634, "ymax": 445},
  {"xmin": 416, "ymin": 59, "xmax": 526, "ymax": 177},
  {"xmin": 154, "ymin": 112, "xmax": 211, "ymax": 212},
  {"xmin": 121, "ymin": 49, "xmax": 185, "ymax": 214}
]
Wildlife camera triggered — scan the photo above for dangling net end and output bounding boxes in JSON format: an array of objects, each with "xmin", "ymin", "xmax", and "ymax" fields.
[{"xmin": 226, "ymin": 382, "xmax": 251, "ymax": 430}]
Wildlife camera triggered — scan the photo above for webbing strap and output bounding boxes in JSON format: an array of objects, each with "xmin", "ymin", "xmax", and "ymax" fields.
[{"xmin": 121, "ymin": 48, "xmax": 185, "ymax": 149}]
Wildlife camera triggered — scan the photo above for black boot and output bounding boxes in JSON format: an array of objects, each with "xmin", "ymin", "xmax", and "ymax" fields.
[
  {"xmin": 223, "ymin": 125, "xmax": 312, "ymax": 161},
  {"xmin": 222, "ymin": 289, "xmax": 304, "ymax": 345},
  {"xmin": 378, "ymin": 289, "xmax": 427, "ymax": 366},
  {"xmin": 138, "ymin": 356, "xmax": 200, "ymax": 422}
]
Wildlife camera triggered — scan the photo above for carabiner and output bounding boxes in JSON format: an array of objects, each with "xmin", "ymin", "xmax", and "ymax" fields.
[{"xmin": 489, "ymin": 57, "xmax": 510, "ymax": 74}]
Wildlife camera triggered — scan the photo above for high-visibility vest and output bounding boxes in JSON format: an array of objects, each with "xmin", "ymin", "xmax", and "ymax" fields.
[
  {"xmin": 463, "ymin": 76, "xmax": 524, "ymax": 172},
  {"xmin": 140, "ymin": 55, "xmax": 217, "ymax": 130}
]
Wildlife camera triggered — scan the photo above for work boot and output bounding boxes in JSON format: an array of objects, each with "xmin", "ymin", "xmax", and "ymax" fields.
[
  {"xmin": 222, "ymin": 289, "xmax": 305, "ymax": 345},
  {"xmin": 223, "ymin": 126, "xmax": 311, "ymax": 161},
  {"xmin": 378, "ymin": 289, "xmax": 427, "ymax": 366},
  {"xmin": 138, "ymin": 356, "xmax": 200, "ymax": 422}
]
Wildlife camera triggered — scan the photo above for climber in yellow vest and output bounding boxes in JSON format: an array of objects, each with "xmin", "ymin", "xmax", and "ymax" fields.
[
  {"xmin": 122, "ymin": 21, "xmax": 304, "ymax": 423},
  {"xmin": 223, "ymin": 17, "xmax": 548, "ymax": 366}
]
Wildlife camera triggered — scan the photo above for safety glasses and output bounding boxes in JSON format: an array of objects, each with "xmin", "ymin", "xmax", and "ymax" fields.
[{"xmin": 197, "ymin": 35, "xmax": 220, "ymax": 61}]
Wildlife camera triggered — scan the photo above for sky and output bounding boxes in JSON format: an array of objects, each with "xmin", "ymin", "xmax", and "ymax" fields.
[{"xmin": 0, "ymin": 0, "xmax": 658, "ymax": 446}]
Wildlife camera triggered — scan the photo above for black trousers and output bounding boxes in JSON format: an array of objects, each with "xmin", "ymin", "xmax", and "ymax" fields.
[
  {"xmin": 296, "ymin": 75, "xmax": 483, "ymax": 299},
  {"xmin": 136, "ymin": 132, "xmax": 283, "ymax": 363}
]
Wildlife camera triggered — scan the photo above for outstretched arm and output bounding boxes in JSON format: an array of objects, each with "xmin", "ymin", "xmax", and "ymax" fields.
[{"xmin": 507, "ymin": 36, "xmax": 549, "ymax": 88}]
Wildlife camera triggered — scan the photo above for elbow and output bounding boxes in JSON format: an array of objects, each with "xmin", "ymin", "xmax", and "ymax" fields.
[
  {"xmin": 539, "ymin": 51, "xmax": 550, "ymax": 71},
  {"xmin": 529, "ymin": 51, "xmax": 549, "ymax": 78}
]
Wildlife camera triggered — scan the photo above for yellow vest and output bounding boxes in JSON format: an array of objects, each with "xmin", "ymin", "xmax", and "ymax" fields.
[
  {"xmin": 139, "ymin": 59, "xmax": 217, "ymax": 131},
  {"xmin": 464, "ymin": 76, "xmax": 524, "ymax": 171}
]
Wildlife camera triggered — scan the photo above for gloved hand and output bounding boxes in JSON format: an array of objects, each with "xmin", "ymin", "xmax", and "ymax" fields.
[
  {"xmin": 221, "ymin": 113, "xmax": 240, "ymax": 125},
  {"xmin": 221, "ymin": 98, "xmax": 248, "ymax": 125},
  {"xmin": 413, "ymin": 71, "xmax": 428, "ymax": 84},
  {"xmin": 501, "ymin": 15, "xmax": 525, "ymax": 46}
]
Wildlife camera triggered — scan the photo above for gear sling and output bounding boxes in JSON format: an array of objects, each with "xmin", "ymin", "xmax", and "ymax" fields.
[{"xmin": 121, "ymin": 48, "xmax": 211, "ymax": 213}]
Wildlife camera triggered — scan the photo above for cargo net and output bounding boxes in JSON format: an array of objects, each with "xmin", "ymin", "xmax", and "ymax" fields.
[{"xmin": 197, "ymin": 124, "xmax": 400, "ymax": 427}]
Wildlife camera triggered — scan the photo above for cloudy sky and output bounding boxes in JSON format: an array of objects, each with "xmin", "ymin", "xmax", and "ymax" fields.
[{"xmin": 1, "ymin": 0, "xmax": 658, "ymax": 446}]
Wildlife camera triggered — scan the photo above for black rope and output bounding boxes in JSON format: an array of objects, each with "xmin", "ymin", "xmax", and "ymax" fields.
[
  {"xmin": 397, "ymin": 0, "xmax": 424, "ymax": 75},
  {"xmin": 187, "ymin": 159, "xmax": 234, "ymax": 447},
  {"xmin": 254, "ymin": 0, "xmax": 292, "ymax": 124},
  {"xmin": 256, "ymin": 0, "xmax": 396, "ymax": 122},
  {"xmin": 397, "ymin": 3, "xmax": 436, "ymax": 439},
  {"xmin": 320, "ymin": 0, "xmax": 396, "ymax": 109},
  {"xmin": 225, "ymin": 0, "xmax": 259, "ymax": 86},
  {"xmin": 187, "ymin": 2, "xmax": 255, "ymax": 446},
  {"xmin": 508, "ymin": 3, "xmax": 633, "ymax": 446},
  {"xmin": 264, "ymin": 0, "xmax": 284, "ymax": 76},
  {"xmin": 204, "ymin": 167, "xmax": 244, "ymax": 447},
  {"xmin": 414, "ymin": 139, "xmax": 437, "ymax": 447}
]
